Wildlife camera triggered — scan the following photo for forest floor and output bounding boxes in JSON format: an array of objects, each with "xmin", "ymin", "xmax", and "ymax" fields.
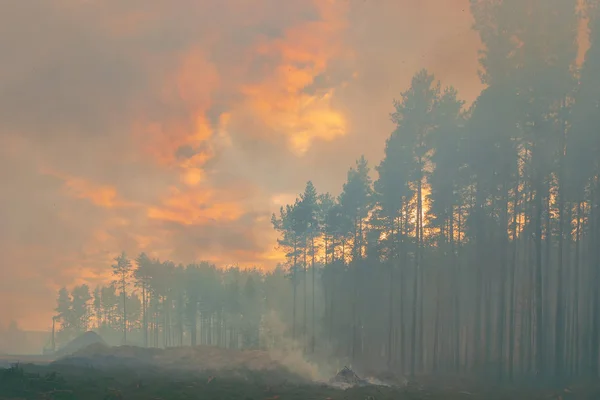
[
  {"xmin": 1, "ymin": 345, "xmax": 599, "ymax": 399},
  {"xmin": 2, "ymin": 363, "xmax": 600, "ymax": 400}
]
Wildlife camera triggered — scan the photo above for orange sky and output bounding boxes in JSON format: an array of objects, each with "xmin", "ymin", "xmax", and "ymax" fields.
[{"xmin": 0, "ymin": 0, "xmax": 483, "ymax": 331}]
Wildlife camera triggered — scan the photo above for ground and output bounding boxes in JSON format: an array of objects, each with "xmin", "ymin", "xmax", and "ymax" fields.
[
  {"xmin": 3, "ymin": 363, "xmax": 599, "ymax": 400},
  {"xmin": 1, "ymin": 345, "xmax": 600, "ymax": 399},
  {"xmin": 0, "ymin": 363, "xmax": 400, "ymax": 400}
]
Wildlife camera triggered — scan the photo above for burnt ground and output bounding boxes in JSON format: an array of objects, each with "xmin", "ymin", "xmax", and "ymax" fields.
[
  {"xmin": 2, "ymin": 345, "xmax": 600, "ymax": 400},
  {"xmin": 0, "ymin": 354, "xmax": 54, "ymax": 368},
  {"xmin": 2, "ymin": 362, "xmax": 600, "ymax": 400}
]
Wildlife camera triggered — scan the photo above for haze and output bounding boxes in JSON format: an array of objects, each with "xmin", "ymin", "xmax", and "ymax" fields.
[
  {"xmin": 2, "ymin": 0, "xmax": 600, "ymax": 383},
  {"xmin": 0, "ymin": 0, "xmax": 480, "ymax": 330}
]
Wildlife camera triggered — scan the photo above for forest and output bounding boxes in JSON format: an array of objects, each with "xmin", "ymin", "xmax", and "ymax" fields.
[{"xmin": 54, "ymin": 0, "xmax": 600, "ymax": 382}]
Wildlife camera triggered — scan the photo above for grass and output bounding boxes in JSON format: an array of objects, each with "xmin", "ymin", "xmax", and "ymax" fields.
[{"xmin": 2, "ymin": 363, "xmax": 600, "ymax": 400}]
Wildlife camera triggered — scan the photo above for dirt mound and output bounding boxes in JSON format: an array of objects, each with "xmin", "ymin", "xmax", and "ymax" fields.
[
  {"xmin": 55, "ymin": 344, "xmax": 298, "ymax": 376},
  {"xmin": 69, "ymin": 343, "xmax": 160, "ymax": 360},
  {"xmin": 56, "ymin": 331, "xmax": 106, "ymax": 357},
  {"xmin": 157, "ymin": 346, "xmax": 283, "ymax": 371}
]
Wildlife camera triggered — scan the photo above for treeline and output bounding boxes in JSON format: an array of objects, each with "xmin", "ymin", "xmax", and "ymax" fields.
[{"xmin": 54, "ymin": 256, "xmax": 298, "ymax": 350}]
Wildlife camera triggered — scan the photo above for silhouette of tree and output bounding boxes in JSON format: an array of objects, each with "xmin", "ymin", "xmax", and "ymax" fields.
[{"xmin": 112, "ymin": 251, "xmax": 132, "ymax": 343}]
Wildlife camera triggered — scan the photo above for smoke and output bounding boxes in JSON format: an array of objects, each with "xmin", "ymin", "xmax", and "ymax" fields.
[
  {"xmin": 259, "ymin": 310, "xmax": 329, "ymax": 381},
  {"xmin": 0, "ymin": 0, "xmax": 483, "ymax": 331}
]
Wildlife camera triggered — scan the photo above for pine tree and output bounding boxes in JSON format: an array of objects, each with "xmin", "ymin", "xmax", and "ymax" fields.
[{"xmin": 112, "ymin": 251, "xmax": 132, "ymax": 343}]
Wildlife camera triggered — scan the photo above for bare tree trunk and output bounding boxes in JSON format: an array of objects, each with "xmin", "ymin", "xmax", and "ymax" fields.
[
  {"xmin": 122, "ymin": 278, "xmax": 127, "ymax": 344},
  {"xmin": 410, "ymin": 175, "xmax": 422, "ymax": 377},
  {"xmin": 401, "ymin": 203, "xmax": 409, "ymax": 372},
  {"xmin": 572, "ymin": 201, "xmax": 582, "ymax": 375},
  {"xmin": 311, "ymin": 235, "xmax": 316, "ymax": 353},
  {"xmin": 590, "ymin": 178, "xmax": 600, "ymax": 377},
  {"xmin": 292, "ymin": 239, "xmax": 298, "ymax": 340},
  {"xmin": 474, "ymin": 180, "xmax": 485, "ymax": 370},
  {"xmin": 497, "ymin": 180, "xmax": 510, "ymax": 381},
  {"xmin": 508, "ymin": 179, "xmax": 520, "ymax": 380},
  {"xmin": 387, "ymin": 218, "xmax": 396, "ymax": 368},
  {"xmin": 534, "ymin": 173, "xmax": 544, "ymax": 376},
  {"xmin": 555, "ymin": 129, "xmax": 566, "ymax": 378},
  {"xmin": 304, "ymin": 243, "xmax": 308, "ymax": 352},
  {"xmin": 433, "ymin": 274, "xmax": 441, "ymax": 373},
  {"xmin": 143, "ymin": 286, "xmax": 148, "ymax": 348},
  {"xmin": 190, "ymin": 304, "xmax": 197, "ymax": 347}
]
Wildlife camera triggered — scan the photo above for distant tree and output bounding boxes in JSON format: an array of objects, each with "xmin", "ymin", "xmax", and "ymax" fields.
[
  {"xmin": 119, "ymin": 292, "xmax": 142, "ymax": 332},
  {"xmin": 375, "ymin": 107, "xmax": 414, "ymax": 369},
  {"xmin": 93, "ymin": 286, "xmax": 102, "ymax": 329},
  {"xmin": 134, "ymin": 252, "xmax": 153, "ymax": 347},
  {"xmin": 391, "ymin": 69, "xmax": 439, "ymax": 375},
  {"xmin": 297, "ymin": 181, "xmax": 319, "ymax": 352},
  {"xmin": 242, "ymin": 275, "xmax": 261, "ymax": 348},
  {"xmin": 100, "ymin": 284, "xmax": 119, "ymax": 330},
  {"xmin": 271, "ymin": 201, "xmax": 303, "ymax": 339},
  {"xmin": 112, "ymin": 251, "xmax": 133, "ymax": 343},
  {"xmin": 55, "ymin": 287, "xmax": 74, "ymax": 344},
  {"xmin": 71, "ymin": 284, "xmax": 92, "ymax": 334},
  {"xmin": 339, "ymin": 155, "xmax": 373, "ymax": 362}
]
